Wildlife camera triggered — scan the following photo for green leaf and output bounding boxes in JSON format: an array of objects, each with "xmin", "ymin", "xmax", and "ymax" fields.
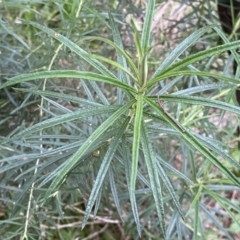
[
  {"xmin": 152, "ymin": 25, "xmax": 215, "ymax": 78},
  {"xmin": 186, "ymin": 184, "xmax": 203, "ymax": 217},
  {"xmin": 88, "ymin": 80, "xmax": 109, "ymax": 105},
  {"xmin": 93, "ymin": 186, "xmax": 102, "ymax": 218},
  {"xmin": 38, "ymin": 129, "xmax": 121, "ymax": 188},
  {"xmin": 108, "ymin": 12, "xmax": 131, "ymax": 85},
  {"xmin": 131, "ymin": 18, "xmax": 143, "ymax": 59},
  {"xmin": 89, "ymin": 53, "xmax": 137, "ymax": 82},
  {"xmin": 130, "ymin": 94, "xmax": 144, "ymax": 236},
  {"xmin": 122, "ymin": 136, "xmax": 141, "ymax": 230},
  {"xmin": 157, "ymin": 158, "xmax": 195, "ymax": 186},
  {"xmin": 148, "ymin": 70, "xmax": 240, "ymax": 88},
  {"xmin": 194, "ymin": 133, "xmax": 240, "ymax": 169},
  {"xmin": 144, "ymin": 97, "xmax": 240, "ymax": 187},
  {"xmin": 108, "ymin": 166, "xmax": 123, "ymax": 221},
  {"xmin": 156, "ymin": 160, "xmax": 186, "ymax": 221},
  {"xmin": 22, "ymin": 20, "xmax": 116, "ymax": 77},
  {"xmin": 145, "ymin": 96, "xmax": 186, "ymax": 133},
  {"xmin": 200, "ymin": 204, "xmax": 233, "ymax": 239},
  {"xmin": 14, "ymin": 88, "xmax": 103, "ymax": 107},
  {"xmin": 82, "ymin": 36, "xmax": 139, "ymax": 80},
  {"xmin": 193, "ymin": 199, "xmax": 200, "ymax": 240},
  {"xmin": 1, "ymin": 70, "xmax": 136, "ymax": 93},
  {"xmin": 82, "ymin": 117, "xmax": 130, "ymax": 229},
  {"xmin": 8, "ymin": 105, "xmax": 118, "ymax": 141},
  {"xmin": 0, "ymin": 19, "xmax": 30, "ymax": 50},
  {"xmin": 203, "ymin": 17, "xmax": 240, "ymax": 68},
  {"xmin": 155, "ymin": 94, "xmax": 240, "ymax": 117},
  {"xmin": 141, "ymin": 121, "xmax": 166, "ymax": 238},
  {"xmin": 43, "ymin": 99, "xmax": 135, "ymax": 201},
  {"xmin": 204, "ymin": 187, "xmax": 240, "ymax": 230},
  {"xmin": 141, "ymin": 0, "xmax": 155, "ymax": 50},
  {"xmin": 150, "ymin": 40, "xmax": 240, "ymax": 81},
  {"xmin": 172, "ymin": 83, "xmax": 234, "ymax": 96}
]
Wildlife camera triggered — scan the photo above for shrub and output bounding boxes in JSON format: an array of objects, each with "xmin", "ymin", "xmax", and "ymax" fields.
[{"xmin": 1, "ymin": 0, "xmax": 240, "ymax": 239}]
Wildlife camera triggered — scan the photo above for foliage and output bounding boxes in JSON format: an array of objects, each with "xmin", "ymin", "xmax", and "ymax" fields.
[{"xmin": 1, "ymin": 0, "xmax": 240, "ymax": 239}]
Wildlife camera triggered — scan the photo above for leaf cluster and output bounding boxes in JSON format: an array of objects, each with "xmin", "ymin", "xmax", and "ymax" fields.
[{"xmin": 1, "ymin": 0, "xmax": 240, "ymax": 239}]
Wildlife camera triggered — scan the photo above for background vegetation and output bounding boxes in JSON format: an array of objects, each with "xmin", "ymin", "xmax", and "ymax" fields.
[{"xmin": 1, "ymin": 0, "xmax": 240, "ymax": 239}]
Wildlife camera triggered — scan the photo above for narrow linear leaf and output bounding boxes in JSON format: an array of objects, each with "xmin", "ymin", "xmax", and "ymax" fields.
[
  {"xmin": 0, "ymin": 158, "xmax": 37, "ymax": 174},
  {"xmin": 193, "ymin": 133, "xmax": 240, "ymax": 169},
  {"xmin": 23, "ymin": 20, "xmax": 116, "ymax": 77},
  {"xmin": 152, "ymin": 25, "xmax": 215, "ymax": 77},
  {"xmin": 82, "ymin": 117, "xmax": 130, "ymax": 228},
  {"xmin": 122, "ymin": 136, "xmax": 131, "ymax": 189},
  {"xmin": 145, "ymin": 96, "xmax": 187, "ymax": 134},
  {"xmin": 204, "ymin": 17, "xmax": 240, "ymax": 67},
  {"xmin": 148, "ymin": 70, "xmax": 240, "ymax": 88},
  {"xmin": 131, "ymin": 18, "xmax": 143, "ymax": 59},
  {"xmin": 44, "ymin": 100, "xmax": 135, "ymax": 201},
  {"xmin": 156, "ymin": 94, "xmax": 240, "ymax": 117},
  {"xmin": 156, "ymin": 158, "xmax": 195, "ymax": 186},
  {"xmin": 156, "ymin": 160, "xmax": 186, "ymax": 221},
  {"xmin": 130, "ymin": 94, "xmax": 144, "ymax": 236},
  {"xmin": 80, "ymin": 79, "xmax": 95, "ymax": 102},
  {"xmin": 205, "ymin": 189, "xmax": 240, "ymax": 212},
  {"xmin": 90, "ymin": 53, "xmax": 136, "ymax": 82},
  {"xmin": 193, "ymin": 199, "xmax": 200, "ymax": 240},
  {"xmin": 0, "ymin": 19, "xmax": 30, "ymax": 50},
  {"xmin": 83, "ymin": 7, "xmax": 111, "ymax": 28},
  {"xmin": 144, "ymin": 97, "xmax": 240, "ymax": 187},
  {"xmin": 1, "ymin": 70, "xmax": 136, "ymax": 93},
  {"xmin": 186, "ymin": 185, "xmax": 203, "ymax": 217},
  {"xmin": 14, "ymin": 88, "xmax": 102, "ymax": 107},
  {"xmin": 150, "ymin": 40, "xmax": 240, "ymax": 81},
  {"xmin": 172, "ymin": 83, "xmax": 234, "ymax": 96},
  {"xmin": 89, "ymin": 80, "xmax": 109, "ymax": 105},
  {"xmin": 17, "ymin": 130, "xmax": 120, "ymax": 183},
  {"xmin": 9, "ymin": 105, "xmax": 118, "ymax": 141},
  {"xmin": 93, "ymin": 187, "xmax": 102, "ymax": 218},
  {"xmin": 108, "ymin": 12, "xmax": 131, "ymax": 85},
  {"xmin": 121, "ymin": 141, "xmax": 152, "ymax": 189},
  {"xmin": 82, "ymin": 36, "xmax": 139, "ymax": 79},
  {"xmin": 108, "ymin": 166, "xmax": 123, "ymax": 221},
  {"xmin": 122, "ymin": 136, "xmax": 141, "ymax": 228},
  {"xmin": 141, "ymin": 0, "xmax": 155, "ymax": 50},
  {"xmin": 204, "ymin": 187, "xmax": 240, "ymax": 229},
  {"xmin": 141, "ymin": 121, "xmax": 166, "ymax": 238},
  {"xmin": 200, "ymin": 204, "xmax": 234, "ymax": 240}
]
